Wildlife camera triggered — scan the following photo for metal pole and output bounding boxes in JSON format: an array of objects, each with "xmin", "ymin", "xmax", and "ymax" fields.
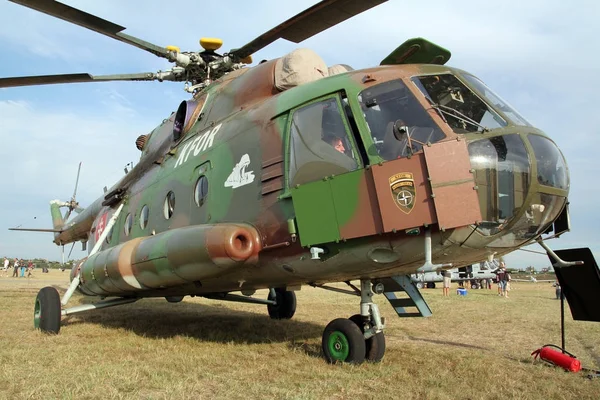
[
  {"xmin": 417, "ymin": 229, "xmax": 452, "ymax": 273},
  {"xmin": 560, "ymin": 291, "xmax": 566, "ymax": 353}
]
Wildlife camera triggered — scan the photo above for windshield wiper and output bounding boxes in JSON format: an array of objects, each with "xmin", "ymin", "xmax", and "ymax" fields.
[{"xmin": 428, "ymin": 102, "xmax": 489, "ymax": 133}]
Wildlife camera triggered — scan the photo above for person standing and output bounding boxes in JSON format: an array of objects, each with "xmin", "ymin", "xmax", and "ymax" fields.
[
  {"xmin": 553, "ymin": 280, "xmax": 562, "ymax": 300},
  {"xmin": 2, "ymin": 257, "xmax": 9, "ymax": 277},
  {"xmin": 497, "ymin": 262, "xmax": 510, "ymax": 298},
  {"xmin": 442, "ymin": 270, "xmax": 451, "ymax": 296},
  {"xmin": 12, "ymin": 258, "xmax": 19, "ymax": 278}
]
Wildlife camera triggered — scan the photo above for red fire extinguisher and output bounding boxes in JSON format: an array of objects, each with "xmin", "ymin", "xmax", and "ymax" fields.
[{"xmin": 531, "ymin": 345, "xmax": 581, "ymax": 372}]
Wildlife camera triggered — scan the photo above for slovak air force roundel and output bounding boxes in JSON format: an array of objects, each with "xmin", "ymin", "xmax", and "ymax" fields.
[{"xmin": 389, "ymin": 172, "xmax": 416, "ymax": 214}]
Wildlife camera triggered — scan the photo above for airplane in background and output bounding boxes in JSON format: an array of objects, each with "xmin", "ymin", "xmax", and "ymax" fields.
[
  {"xmin": 512, "ymin": 275, "xmax": 555, "ymax": 283},
  {"xmin": 411, "ymin": 261, "xmax": 499, "ymax": 289}
]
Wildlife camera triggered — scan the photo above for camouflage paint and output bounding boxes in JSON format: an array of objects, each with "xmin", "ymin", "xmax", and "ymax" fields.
[{"xmin": 52, "ymin": 61, "xmax": 568, "ymax": 298}]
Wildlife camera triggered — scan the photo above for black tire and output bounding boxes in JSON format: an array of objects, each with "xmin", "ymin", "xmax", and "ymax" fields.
[
  {"xmin": 349, "ymin": 314, "xmax": 386, "ymax": 362},
  {"xmin": 427, "ymin": 282, "xmax": 436, "ymax": 289},
  {"xmin": 267, "ymin": 288, "xmax": 296, "ymax": 319},
  {"xmin": 165, "ymin": 296, "xmax": 184, "ymax": 303},
  {"xmin": 34, "ymin": 287, "xmax": 61, "ymax": 334},
  {"xmin": 322, "ymin": 318, "xmax": 366, "ymax": 364}
]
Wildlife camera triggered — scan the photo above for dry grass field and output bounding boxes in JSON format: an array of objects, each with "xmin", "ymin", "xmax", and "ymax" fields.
[{"xmin": 1, "ymin": 270, "xmax": 599, "ymax": 399}]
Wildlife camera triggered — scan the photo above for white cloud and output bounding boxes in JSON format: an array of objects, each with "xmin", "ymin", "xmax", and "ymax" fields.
[{"xmin": 0, "ymin": 98, "xmax": 152, "ymax": 260}]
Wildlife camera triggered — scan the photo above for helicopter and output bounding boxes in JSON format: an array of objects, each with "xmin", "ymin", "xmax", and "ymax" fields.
[{"xmin": 2, "ymin": 0, "xmax": 593, "ymax": 365}]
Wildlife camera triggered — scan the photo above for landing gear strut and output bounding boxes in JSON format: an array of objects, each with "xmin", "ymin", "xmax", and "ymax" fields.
[{"xmin": 320, "ymin": 280, "xmax": 386, "ymax": 364}]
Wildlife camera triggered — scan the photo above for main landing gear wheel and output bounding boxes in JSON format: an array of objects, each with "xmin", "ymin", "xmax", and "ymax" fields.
[
  {"xmin": 322, "ymin": 318, "xmax": 366, "ymax": 364},
  {"xmin": 267, "ymin": 288, "xmax": 296, "ymax": 319},
  {"xmin": 415, "ymin": 282, "xmax": 424, "ymax": 289},
  {"xmin": 34, "ymin": 287, "xmax": 61, "ymax": 334},
  {"xmin": 165, "ymin": 295, "xmax": 184, "ymax": 303},
  {"xmin": 349, "ymin": 314, "xmax": 386, "ymax": 362}
]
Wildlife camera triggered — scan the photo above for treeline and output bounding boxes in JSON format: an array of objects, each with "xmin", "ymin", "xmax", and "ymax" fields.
[{"xmin": 19, "ymin": 259, "xmax": 83, "ymax": 270}]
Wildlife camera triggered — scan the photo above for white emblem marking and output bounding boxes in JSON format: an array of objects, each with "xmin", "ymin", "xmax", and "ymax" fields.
[
  {"xmin": 397, "ymin": 190, "xmax": 414, "ymax": 206},
  {"xmin": 225, "ymin": 154, "xmax": 255, "ymax": 189}
]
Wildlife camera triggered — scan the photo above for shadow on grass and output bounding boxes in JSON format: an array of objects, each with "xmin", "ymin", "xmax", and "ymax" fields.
[
  {"xmin": 62, "ymin": 299, "xmax": 324, "ymax": 345},
  {"xmin": 287, "ymin": 341, "xmax": 323, "ymax": 358},
  {"xmin": 405, "ymin": 335, "xmax": 489, "ymax": 350}
]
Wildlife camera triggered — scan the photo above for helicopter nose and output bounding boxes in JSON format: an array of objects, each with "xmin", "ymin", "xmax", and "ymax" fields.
[{"xmin": 467, "ymin": 133, "xmax": 569, "ymax": 247}]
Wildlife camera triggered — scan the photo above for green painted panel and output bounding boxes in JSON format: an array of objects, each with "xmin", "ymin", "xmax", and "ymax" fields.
[
  {"xmin": 380, "ymin": 37, "xmax": 451, "ymax": 66},
  {"xmin": 329, "ymin": 170, "xmax": 361, "ymax": 227},
  {"xmin": 292, "ymin": 179, "xmax": 340, "ymax": 247}
]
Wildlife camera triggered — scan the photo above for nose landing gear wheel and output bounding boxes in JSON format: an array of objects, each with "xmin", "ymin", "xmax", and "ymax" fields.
[
  {"xmin": 322, "ymin": 318, "xmax": 366, "ymax": 364},
  {"xmin": 349, "ymin": 314, "xmax": 386, "ymax": 362},
  {"xmin": 34, "ymin": 287, "xmax": 61, "ymax": 334}
]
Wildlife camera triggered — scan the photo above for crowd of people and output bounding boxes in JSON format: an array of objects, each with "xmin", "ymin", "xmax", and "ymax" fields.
[
  {"xmin": 446, "ymin": 261, "xmax": 562, "ymax": 299},
  {"xmin": 449, "ymin": 261, "xmax": 514, "ymax": 297},
  {"xmin": 1, "ymin": 257, "xmax": 36, "ymax": 278}
]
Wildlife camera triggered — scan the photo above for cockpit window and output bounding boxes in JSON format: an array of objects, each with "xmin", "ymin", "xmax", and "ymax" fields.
[
  {"xmin": 468, "ymin": 134, "xmax": 530, "ymax": 236},
  {"xmin": 528, "ymin": 135, "xmax": 569, "ymax": 190},
  {"xmin": 413, "ymin": 74, "xmax": 507, "ymax": 133},
  {"xmin": 358, "ymin": 79, "xmax": 445, "ymax": 161},
  {"xmin": 462, "ymin": 74, "xmax": 531, "ymax": 127},
  {"xmin": 288, "ymin": 96, "xmax": 358, "ymax": 186}
]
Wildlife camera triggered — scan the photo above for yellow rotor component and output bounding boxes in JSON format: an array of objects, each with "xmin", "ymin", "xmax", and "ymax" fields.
[
  {"xmin": 240, "ymin": 55, "xmax": 253, "ymax": 64},
  {"xmin": 166, "ymin": 45, "xmax": 180, "ymax": 53},
  {"xmin": 200, "ymin": 37, "xmax": 223, "ymax": 51}
]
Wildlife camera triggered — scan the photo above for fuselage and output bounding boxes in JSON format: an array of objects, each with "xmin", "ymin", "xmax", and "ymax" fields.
[{"xmin": 59, "ymin": 58, "xmax": 569, "ymax": 297}]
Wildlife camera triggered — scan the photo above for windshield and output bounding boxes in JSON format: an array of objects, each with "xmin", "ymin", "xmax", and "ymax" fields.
[
  {"xmin": 462, "ymin": 74, "xmax": 531, "ymax": 127},
  {"xmin": 358, "ymin": 79, "xmax": 445, "ymax": 161},
  {"xmin": 412, "ymin": 74, "xmax": 507, "ymax": 133}
]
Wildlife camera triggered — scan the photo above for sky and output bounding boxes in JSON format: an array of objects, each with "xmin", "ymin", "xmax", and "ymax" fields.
[{"xmin": 0, "ymin": 0, "xmax": 599, "ymax": 270}]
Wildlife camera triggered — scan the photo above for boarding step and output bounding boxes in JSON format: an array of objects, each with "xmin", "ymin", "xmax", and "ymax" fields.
[{"xmin": 378, "ymin": 275, "xmax": 432, "ymax": 318}]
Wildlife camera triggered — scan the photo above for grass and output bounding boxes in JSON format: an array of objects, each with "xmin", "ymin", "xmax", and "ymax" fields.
[{"xmin": 1, "ymin": 270, "xmax": 599, "ymax": 399}]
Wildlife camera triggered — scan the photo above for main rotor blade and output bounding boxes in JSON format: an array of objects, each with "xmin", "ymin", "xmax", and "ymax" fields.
[
  {"xmin": 9, "ymin": 227, "xmax": 63, "ymax": 233},
  {"xmin": 9, "ymin": 0, "xmax": 169, "ymax": 58},
  {"xmin": 0, "ymin": 72, "xmax": 159, "ymax": 88},
  {"xmin": 231, "ymin": 0, "xmax": 387, "ymax": 60}
]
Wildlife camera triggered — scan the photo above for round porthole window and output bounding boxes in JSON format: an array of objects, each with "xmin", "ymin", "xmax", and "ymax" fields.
[
  {"xmin": 124, "ymin": 213, "xmax": 133, "ymax": 236},
  {"xmin": 194, "ymin": 176, "xmax": 209, "ymax": 206},
  {"xmin": 140, "ymin": 205, "xmax": 149, "ymax": 229},
  {"xmin": 164, "ymin": 191, "xmax": 175, "ymax": 219}
]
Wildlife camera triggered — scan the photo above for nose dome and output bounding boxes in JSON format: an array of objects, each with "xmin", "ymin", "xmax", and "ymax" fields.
[{"xmin": 467, "ymin": 133, "xmax": 569, "ymax": 248}]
